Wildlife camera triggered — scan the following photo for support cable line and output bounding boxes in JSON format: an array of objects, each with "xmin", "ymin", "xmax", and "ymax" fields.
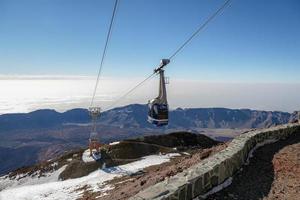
[
  {"xmin": 103, "ymin": 0, "xmax": 231, "ymax": 111},
  {"xmin": 168, "ymin": 0, "xmax": 231, "ymax": 60},
  {"xmin": 104, "ymin": 73, "xmax": 156, "ymax": 111},
  {"xmin": 90, "ymin": 0, "xmax": 119, "ymax": 107},
  {"xmin": 88, "ymin": 0, "xmax": 119, "ymax": 160}
]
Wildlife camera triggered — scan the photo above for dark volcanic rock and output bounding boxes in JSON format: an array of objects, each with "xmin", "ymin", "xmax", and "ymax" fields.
[
  {"xmin": 107, "ymin": 141, "xmax": 172, "ymax": 159},
  {"xmin": 59, "ymin": 159, "xmax": 99, "ymax": 180},
  {"xmin": 127, "ymin": 132, "xmax": 219, "ymax": 149}
]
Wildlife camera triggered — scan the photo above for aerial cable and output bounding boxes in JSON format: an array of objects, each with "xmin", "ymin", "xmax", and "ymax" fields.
[
  {"xmin": 104, "ymin": 0, "xmax": 231, "ymax": 110},
  {"xmin": 104, "ymin": 72, "xmax": 156, "ymax": 111},
  {"xmin": 90, "ymin": 0, "xmax": 119, "ymax": 107},
  {"xmin": 168, "ymin": 0, "xmax": 231, "ymax": 60}
]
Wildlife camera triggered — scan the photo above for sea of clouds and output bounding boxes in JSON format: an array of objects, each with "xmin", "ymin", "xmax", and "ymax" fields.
[{"xmin": 0, "ymin": 75, "xmax": 299, "ymax": 114}]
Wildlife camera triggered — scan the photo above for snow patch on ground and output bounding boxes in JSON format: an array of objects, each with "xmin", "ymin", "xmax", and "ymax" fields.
[
  {"xmin": 109, "ymin": 141, "xmax": 120, "ymax": 146},
  {"xmin": 63, "ymin": 122, "xmax": 91, "ymax": 127},
  {"xmin": 0, "ymin": 153, "xmax": 179, "ymax": 200},
  {"xmin": 196, "ymin": 177, "xmax": 233, "ymax": 199},
  {"xmin": 82, "ymin": 149, "xmax": 94, "ymax": 163},
  {"xmin": 51, "ymin": 162, "xmax": 58, "ymax": 168}
]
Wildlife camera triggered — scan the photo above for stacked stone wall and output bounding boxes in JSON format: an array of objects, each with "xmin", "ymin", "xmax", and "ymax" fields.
[{"xmin": 130, "ymin": 123, "xmax": 300, "ymax": 200}]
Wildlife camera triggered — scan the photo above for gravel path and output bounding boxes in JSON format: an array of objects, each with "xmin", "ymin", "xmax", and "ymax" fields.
[{"xmin": 206, "ymin": 132, "xmax": 300, "ymax": 200}]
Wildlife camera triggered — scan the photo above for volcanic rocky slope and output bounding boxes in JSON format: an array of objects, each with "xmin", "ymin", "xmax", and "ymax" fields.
[{"xmin": 3, "ymin": 132, "xmax": 220, "ymax": 181}]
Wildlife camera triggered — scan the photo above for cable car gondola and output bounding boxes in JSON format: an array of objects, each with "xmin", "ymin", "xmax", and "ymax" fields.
[{"xmin": 148, "ymin": 59, "xmax": 170, "ymax": 126}]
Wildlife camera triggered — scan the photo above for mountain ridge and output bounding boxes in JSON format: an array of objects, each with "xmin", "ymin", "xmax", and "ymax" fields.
[{"xmin": 0, "ymin": 104, "xmax": 295, "ymax": 132}]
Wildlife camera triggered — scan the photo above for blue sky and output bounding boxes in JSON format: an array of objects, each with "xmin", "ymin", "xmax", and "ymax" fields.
[{"xmin": 0, "ymin": 0, "xmax": 300, "ymax": 82}]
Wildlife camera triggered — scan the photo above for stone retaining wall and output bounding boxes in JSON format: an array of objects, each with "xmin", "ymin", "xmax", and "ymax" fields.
[{"xmin": 130, "ymin": 123, "xmax": 300, "ymax": 200}]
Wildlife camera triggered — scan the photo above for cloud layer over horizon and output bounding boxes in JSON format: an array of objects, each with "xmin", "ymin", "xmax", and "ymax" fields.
[{"xmin": 0, "ymin": 76, "xmax": 299, "ymax": 114}]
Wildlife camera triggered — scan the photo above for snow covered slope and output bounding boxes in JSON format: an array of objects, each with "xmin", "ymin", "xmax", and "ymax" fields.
[
  {"xmin": 0, "ymin": 153, "xmax": 179, "ymax": 200},
  {"xmin": 0, "ymin": 162, "xmax": 66, "ymax": 191}
]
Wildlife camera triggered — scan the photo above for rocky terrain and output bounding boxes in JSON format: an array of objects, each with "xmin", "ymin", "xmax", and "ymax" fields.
[
  {"xmin": 81, "ymin": 143, "xmax": 227, "ymax": 200},
  {"xmin": 1, "ymin": 126, "xmax": 299, "ymax": 200},
  {"xmin": 206, "ymin": 130, "xmax": 300, "ymax": 200}
]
